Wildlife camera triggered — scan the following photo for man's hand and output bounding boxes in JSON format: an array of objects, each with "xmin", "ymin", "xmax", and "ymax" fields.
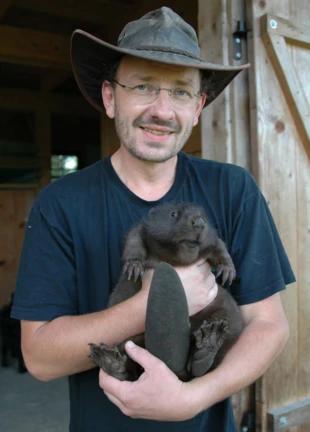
[
  {"xmin": 141, "ymin": 261, "xmax": 218, "ymax": 316},
  {"xmin": 175, "ymin": 261, "xmax": 218, "ymax": 316},
  {"xmin": 99, "ymin": 341, "xmax": 200, "ymax": 421}
]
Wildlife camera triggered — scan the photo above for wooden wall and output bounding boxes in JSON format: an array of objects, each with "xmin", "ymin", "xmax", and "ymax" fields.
[{"xmin": 0, "ymin": 188, "xmax": 36, "ymax": 306}]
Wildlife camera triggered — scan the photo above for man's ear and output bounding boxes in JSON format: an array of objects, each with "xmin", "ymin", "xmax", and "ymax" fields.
[
  {"xmin": 101, "ymin": 81, "xmax": 115, "ymax": 119},
  {"xmin": 193, "ymin": 93, "xmax": 207, "ymax": 126}
]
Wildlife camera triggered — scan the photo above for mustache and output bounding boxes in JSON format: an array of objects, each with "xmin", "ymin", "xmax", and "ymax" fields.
[{"xmin": 133, "ymin": 116, "xmax": 181, "ymax": 133}]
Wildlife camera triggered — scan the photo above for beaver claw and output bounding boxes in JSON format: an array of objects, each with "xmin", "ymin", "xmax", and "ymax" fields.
[
  {"xmin": 216, "ymin": 263, "xmax": 236, "ymax": 285},
  {"xmin": 122, "ymin": 260, "xmax": 144, "ymax": 282}
]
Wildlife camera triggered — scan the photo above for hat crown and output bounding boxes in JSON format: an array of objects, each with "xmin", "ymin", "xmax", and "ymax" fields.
[{"xmin": 117, "ymin": 7, "xmax": 201, "ymax": 59}]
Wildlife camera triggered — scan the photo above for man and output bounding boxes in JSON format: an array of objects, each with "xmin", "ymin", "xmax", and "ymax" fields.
[{"xmin": 12, "ymin": 7, "xmax": 294, "ymax": 432}]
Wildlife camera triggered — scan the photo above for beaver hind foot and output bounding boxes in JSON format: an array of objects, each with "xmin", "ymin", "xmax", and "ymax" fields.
[{"xmin": 190, "ymin": 318, "xmax": 228, "ymax": 377}]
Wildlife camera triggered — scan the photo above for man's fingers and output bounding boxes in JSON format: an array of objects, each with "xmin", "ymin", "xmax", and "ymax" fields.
[
  {"xmin": 124, "ymin": 341, "xmax": 159, "ymax": 370},
  {"xmin": 99, "ymin": 368, "xmax": 130, "ymax": 395}
]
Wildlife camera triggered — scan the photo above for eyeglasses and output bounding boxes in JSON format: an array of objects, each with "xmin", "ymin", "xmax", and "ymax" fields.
[{"xmin": 112, "ymin": 80, "xmax": 202, "ymax": 107}]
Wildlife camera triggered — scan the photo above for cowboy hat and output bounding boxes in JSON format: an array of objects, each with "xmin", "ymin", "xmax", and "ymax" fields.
[{"xmin": 71, "ymin": 6, "xmax": 250, "ymax": 111}]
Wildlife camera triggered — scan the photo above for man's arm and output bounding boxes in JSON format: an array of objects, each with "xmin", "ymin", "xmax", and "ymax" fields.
[
  {"xmin": 21, "ymin": 263, "xmax": 216, "ymax": 382},
  {"xmin": 21, "ymin": 291, "xmax": 148, "ymax": 382},
  {"xmin": 189, "ymin": 292, "xmax": 289, "ymax": 412},
  {"xmin": 99, "ymin": 292, "xmax": 289, "ymax": 421}
]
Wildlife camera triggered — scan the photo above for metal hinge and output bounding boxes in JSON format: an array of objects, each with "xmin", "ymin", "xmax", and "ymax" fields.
[{"xmin": 233, "ymin": 20, "xmax": 248, "ymax": 60}]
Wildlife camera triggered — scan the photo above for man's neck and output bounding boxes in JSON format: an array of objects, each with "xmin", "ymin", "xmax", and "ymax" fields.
[{"xmin": 111, "ymin": 149, "xmax": 178, "ymax": 201}]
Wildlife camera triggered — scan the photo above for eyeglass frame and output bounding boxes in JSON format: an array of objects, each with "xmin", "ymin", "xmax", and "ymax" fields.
[{"xmin": 111, "ymin": 79, "xmax": 203, "ymax": 106}]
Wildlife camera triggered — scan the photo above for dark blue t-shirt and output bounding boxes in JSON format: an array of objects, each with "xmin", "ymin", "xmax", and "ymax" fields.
[{"xmin": 11, "ymin": 152, "xmax": 295, "ymax": 431}]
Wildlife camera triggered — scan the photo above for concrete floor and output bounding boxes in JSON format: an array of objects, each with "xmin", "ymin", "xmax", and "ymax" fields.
[{"xmin": 0, "ymin": 365, "xmax": 69, "ymax": 431}]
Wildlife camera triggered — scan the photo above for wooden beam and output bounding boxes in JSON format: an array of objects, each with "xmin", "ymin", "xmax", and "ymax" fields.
[
  {"xmin": 261, "ymin": 26, "xmax": 310, "ymax": 157},
  {"xmin": 0, "ymin": 184, "xmax": 38, "ymax": 189},
  {"xmin": 40, "ymin": 71, "xmax": 71, "ymax": 92},
  {"xmin": 35, "ymin": 106, "xmax": 51, "ymax": 187},
  {"xmin": 0, "ymin": 88, "xmax": 97, "ymax": 117},
  {"xmin": 261, "ymin": 14, "xmax": 310, "ymax": 46},
  {"xmin": 0, "ymin": 156, "xmax": 50, "ymax": 170},
  {"xmin": 13, "ymin": 0, "xmax": 133, "ymax": 26},
  {"xmin": 0, "ymin": 0, "xmax": 13, "ymax": 20},
  {"xmin": 267, "ymin": 398, "xmax": 310, "ymax": 431},
  {"xmin": 0, "ymin": 25, "xmax": 70, "ymax": 69}
]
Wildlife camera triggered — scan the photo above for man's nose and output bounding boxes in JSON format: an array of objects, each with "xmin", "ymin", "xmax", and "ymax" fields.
[{"xmin": 148, "ymin": 89, "xmax": 175, "ymax": 119}]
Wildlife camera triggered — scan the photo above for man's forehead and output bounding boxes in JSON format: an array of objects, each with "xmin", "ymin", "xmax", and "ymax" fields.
[{"xmin": 117, "ymin": 56, "xmax": 200, "ymax": 85}]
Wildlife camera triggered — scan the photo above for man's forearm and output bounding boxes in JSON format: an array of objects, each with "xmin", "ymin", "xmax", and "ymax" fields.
[
  {"xmin": 187, "ymin": 315, "xmax": 289, "ymax": 413},
  {"xmin": 21, "ymin": 291, "xmax": 148, "ymax": 381}
]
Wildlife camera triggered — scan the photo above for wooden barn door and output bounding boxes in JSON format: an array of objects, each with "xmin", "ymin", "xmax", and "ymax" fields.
[
  {"xmin": 247, "ymin": 0, "xmax": 310, "ymax": 431},
  {"xmin": 198, "ymin": 0, "xmax": 310, "ymax": 430},
  {"xmin": 0, "ymin": 189, "xmax": 37, "ymax": 306}
]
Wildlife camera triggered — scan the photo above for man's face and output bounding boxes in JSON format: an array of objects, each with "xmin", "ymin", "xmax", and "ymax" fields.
[{"xmin": 102, "ymin": 56, "xmax": 206, "ymax": 163}]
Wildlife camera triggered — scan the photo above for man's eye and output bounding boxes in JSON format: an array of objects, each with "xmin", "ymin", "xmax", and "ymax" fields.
[
  {"xmin": 174, "ymin": 89, "xmax": 191, "ymax": 98},
  {"xmin": 134, "ymin": 84, "xmax": 149, "ymax": 93}
]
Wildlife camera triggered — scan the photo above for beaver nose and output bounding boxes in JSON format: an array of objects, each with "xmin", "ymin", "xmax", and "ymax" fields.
[{"xmin": 192, "ymin": 217, "xmax": 205, "ymax": 228}]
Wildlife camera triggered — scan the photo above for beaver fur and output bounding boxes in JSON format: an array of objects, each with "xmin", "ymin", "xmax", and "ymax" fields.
[{"xmin": 89, "ymin": 202, "xmax": 243, "ymax": 381}]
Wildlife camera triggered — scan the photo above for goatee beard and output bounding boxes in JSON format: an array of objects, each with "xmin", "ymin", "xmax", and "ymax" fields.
[{"xmin": 114, "ymin": 106, "xmax": 193, "ymax": 163}]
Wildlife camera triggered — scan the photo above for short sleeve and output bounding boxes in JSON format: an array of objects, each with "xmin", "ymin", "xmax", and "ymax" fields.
[
  {"xmin": 230, "ymin": 190, "xmax": 295, "ymax": 305},
  {"xmin": 11, "ymin": 202, "xmax": 77, "ymax": 321}
]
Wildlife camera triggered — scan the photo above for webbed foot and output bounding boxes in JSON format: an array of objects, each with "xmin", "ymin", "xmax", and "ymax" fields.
[{"xmin": 190, "ymin": 318, "xmax": 228, "ymax": 376}]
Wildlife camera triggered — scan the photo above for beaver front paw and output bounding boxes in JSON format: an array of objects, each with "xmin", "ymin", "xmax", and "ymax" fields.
[
  {"xmin": 216, "ymin": 262, "xmax": 236, "ymax": 285},
  {"xmin": 89, "ymin": 343, "xmax": 130, "ymax": 381},
  {"xmin": 190, "ymin": 318, "xmax": 228, "ymax": 376},
  {"xmin": 122, "ymin": 260, "xmax": 144, "ymax": 282}
]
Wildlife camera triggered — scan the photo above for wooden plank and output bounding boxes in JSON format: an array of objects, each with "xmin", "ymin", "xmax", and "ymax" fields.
[
  {"xmin": 267, "ymin": 398, "xmax": 310, "ymax": 431},
  {"xmin": 0, "ymin": 191, "xmax": 16, "ymax": 306},
  {"xmin": 261, "ymin": 14, "xmax": 310, "ymax": 46},
  {"xmin": 261, "ymin": 30, "xmax": 310, "ymax": 159},
  {"xmin": 0, "ymin": 0, "xmax": 13, "ymax": 20},
  {"xmin": 295, "ymin": 134, "xmax": 310, "ymax": 432},
  {"xmin": 0, "ymin": 88, "xmax": 96, "ymax": 117},
  {"xmin": 198, "ymin": 0, "xmax": 233, "ymax": 163},
  {"xmin": 229, "ymin": 0, "xmax": 251, "ymax": 170},
  {"xmin": 0, "ymin": 25, "xmax": 70, "ymax": 69},
  {"xmin": 246, "ymin": 2, "xmax": 299, "ymax": 431},
  {"xmin": 0, "ymin": 190, "xmax": 37, "ymax": 306},
  {"xmin": 290, "ymin": 2, "xmax": 310, "ymax": 431}
]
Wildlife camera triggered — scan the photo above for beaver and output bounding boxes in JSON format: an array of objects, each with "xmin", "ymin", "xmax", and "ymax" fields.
[{"xmin": 89, "ymin": 202, "xmax": 243, "ymax": 381}]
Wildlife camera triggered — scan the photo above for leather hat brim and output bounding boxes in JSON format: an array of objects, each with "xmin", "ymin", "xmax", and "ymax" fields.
[{"xmin": 71, "ymin": 29, "xmax": 250, "ymax": 111}]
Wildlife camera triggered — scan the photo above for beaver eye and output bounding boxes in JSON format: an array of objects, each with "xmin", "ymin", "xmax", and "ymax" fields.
[{"xmin": 171, "ymin": 211, "xmax": 178, "ymax": 217}]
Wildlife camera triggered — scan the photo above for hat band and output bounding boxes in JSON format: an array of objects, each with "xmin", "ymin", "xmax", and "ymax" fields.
[{"xmin": 125, "ymin": 45, "xmax": 203, "ymax": 62}]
